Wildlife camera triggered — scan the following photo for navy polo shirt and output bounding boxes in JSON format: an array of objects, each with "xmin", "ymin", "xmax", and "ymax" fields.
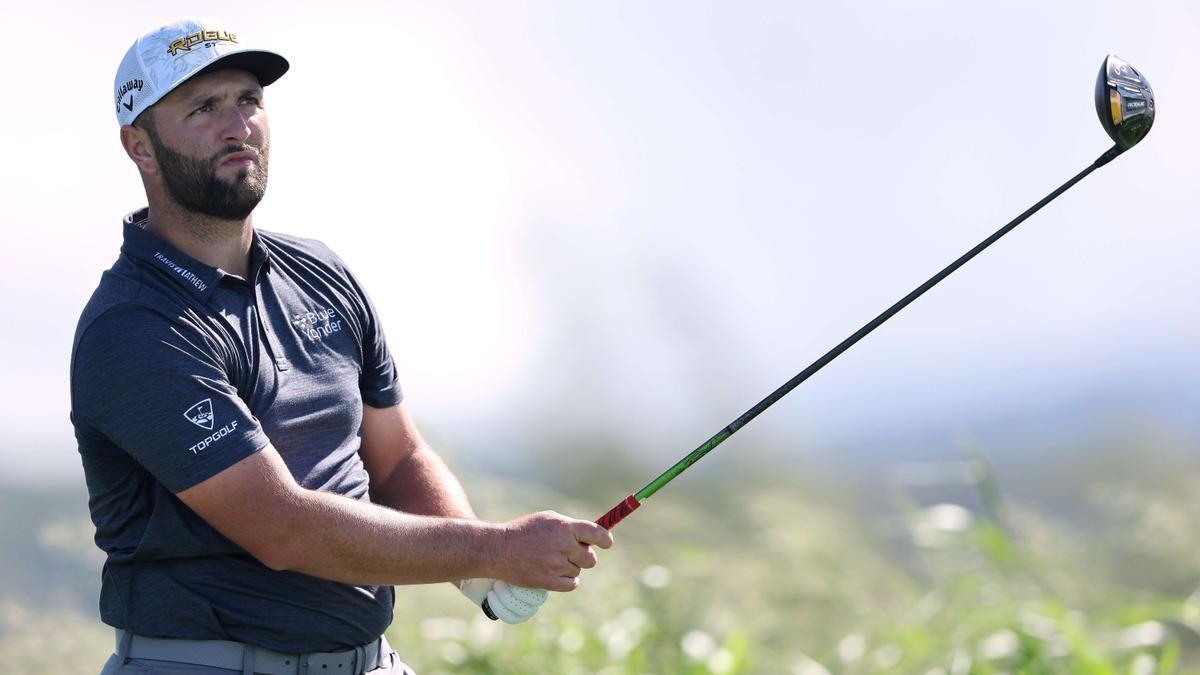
[{"xmin": 70, "ymin": 208, "xmax": 403, "ymax": 653}]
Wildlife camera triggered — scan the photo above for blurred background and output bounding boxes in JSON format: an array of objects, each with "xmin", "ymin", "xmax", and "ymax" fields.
[{"xmin": 1, "ymin": 1, "xmax": 1197, "ymax": 672}]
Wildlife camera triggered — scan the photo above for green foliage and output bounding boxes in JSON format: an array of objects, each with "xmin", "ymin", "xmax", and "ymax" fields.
[
  {"xmin": 2, "ymin": 448, "xmax": 1198, "ymax": 674},
  {"xmin": 379, "ymin": 459, "xmax": 1199, "ymax": 674}
]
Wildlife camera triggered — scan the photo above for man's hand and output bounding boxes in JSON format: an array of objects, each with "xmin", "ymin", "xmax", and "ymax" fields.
[
  {"xmin": 459, "ymin": 511, "xmax": 612, "ymax": 623},
  {"xmin": 459, "ymin": 578, "xmax": 548, "ymax": 624},
  {"xmin": 494, "ymin": 511, "xmax": 614, "ymax": 591}
]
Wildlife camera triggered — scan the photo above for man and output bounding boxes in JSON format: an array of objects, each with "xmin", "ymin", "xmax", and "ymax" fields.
[{"xmin": 72, "ymin": 18, "xmax": 613, "ymax": 675}]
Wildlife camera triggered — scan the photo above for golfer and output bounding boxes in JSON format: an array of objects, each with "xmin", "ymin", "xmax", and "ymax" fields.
[{"xmin": 71, "ymin": 18, "xmax": 612, "ymax": 675}]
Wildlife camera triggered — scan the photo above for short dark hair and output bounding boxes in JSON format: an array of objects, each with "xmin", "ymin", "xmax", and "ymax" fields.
[{"xmin": 133, "ymin": 108, "xmax": 157, "ymax": 135}]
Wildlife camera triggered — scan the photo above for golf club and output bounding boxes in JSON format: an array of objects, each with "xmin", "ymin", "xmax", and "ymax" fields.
[
  {"xmin": 589, "ymin": 53, "xmax": 1154, "ymax": 530},
  {"xmin": 482, "ymin": 53, "xmax": 1154, "ymax": 619}
]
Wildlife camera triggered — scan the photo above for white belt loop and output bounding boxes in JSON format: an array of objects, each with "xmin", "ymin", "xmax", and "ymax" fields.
[
  {"xmin": 353, "ymin": 644, "xmax": 365, "ymax": 674},
  {"xmin": 242, "ymin": 642, "xmax": 256, "ymax": 675},
  {"xmin": 117, "ymin": 629, "xmax": 134, "ymax": 664}
]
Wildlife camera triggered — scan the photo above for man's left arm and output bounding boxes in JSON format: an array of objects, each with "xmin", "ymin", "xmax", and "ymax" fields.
[
  {"xmin": 359, "ymin": 402, "xmax": 474, "ymax": 518},
  {"xmin": 359, "ymin": 402, "xmax": 550, "ymax": 623}
]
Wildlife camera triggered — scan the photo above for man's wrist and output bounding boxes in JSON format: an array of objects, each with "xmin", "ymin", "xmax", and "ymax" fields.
[{"xmin": 460, "ymin": 518, "xmax": 505, "ymax": 580}]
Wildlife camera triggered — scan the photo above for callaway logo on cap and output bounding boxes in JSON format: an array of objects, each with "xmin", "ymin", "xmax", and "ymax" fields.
[{"xmin": 113, "ymin": 18, "xmax": 289, "ymax": 126}]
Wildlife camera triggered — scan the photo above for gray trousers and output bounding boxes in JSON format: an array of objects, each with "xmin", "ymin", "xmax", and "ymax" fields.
[{"xmin": 98, "ymin": 632, "xmax": 415, "ymax": 675}]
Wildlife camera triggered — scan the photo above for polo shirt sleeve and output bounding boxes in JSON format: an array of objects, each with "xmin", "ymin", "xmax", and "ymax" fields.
[
  {"xmin": 353, "ymin": 280, "xmax": 403, "ymax": 409},
  {"xmin": 71, "ymin": 304, "xmax": 270, "ymax": 493},
  {"xmin": 322, "ymin": 246, "xmax": 403, "ymax": 409}
]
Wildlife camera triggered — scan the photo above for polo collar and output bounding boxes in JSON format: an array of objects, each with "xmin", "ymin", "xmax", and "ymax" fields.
[
  {"xmin": 120, "ymin": 208, "xmax": 225, "ymax": 301},
  {"xmin": 248, "ymin": 228, "xmax": 273, "ymax": 279}
]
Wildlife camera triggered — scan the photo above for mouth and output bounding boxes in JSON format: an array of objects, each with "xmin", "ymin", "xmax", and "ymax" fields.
[{"xmin": 220, "ymin": 150, "xmax": 257, "ymax": 167}]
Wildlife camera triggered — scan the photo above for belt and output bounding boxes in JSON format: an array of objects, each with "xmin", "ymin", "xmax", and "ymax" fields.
[{"xmin": 115, "ymin": 629, "xmax": 390, "ymax": 675}]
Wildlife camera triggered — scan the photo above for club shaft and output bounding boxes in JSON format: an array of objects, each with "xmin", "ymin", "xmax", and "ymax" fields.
[{"xmin": 597, "ymin": 148, "xmax": 1121, "ymax": 529}]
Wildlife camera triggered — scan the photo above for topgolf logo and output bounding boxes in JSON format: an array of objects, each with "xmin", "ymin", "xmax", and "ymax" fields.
[
  {"xmin": 184, "ymin": 399, "xmax": 214, "ymax": 431},
  {"xmin": 184, "ymin": 398, "xmax": 240, "ymax": 455}
]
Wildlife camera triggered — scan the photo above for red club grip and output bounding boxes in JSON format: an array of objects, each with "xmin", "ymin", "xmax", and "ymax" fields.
[{"xmin": 595, "ymin": 494, "xmax": 641, "ymax": 530}]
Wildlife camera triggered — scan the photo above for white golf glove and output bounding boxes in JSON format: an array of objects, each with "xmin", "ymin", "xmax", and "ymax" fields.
[{"xmin": 458, "ymin": 578, "xmax": 549, "ymax": 624}]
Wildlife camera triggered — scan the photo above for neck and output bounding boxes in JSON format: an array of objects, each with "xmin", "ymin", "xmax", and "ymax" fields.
[{"xmin": 144, "ymin": 199, "xmax": 255, "ymax": 279}]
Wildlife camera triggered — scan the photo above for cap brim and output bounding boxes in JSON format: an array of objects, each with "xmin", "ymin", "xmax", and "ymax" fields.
[{"xmin": 193, "ymin": 49, "xmax": 290, "ymax": 87}]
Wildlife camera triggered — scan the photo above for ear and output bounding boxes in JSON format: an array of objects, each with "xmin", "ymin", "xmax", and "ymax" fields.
[{"xmin": 120, "ymin": 124, "xmax": 158, "ymax": 175}]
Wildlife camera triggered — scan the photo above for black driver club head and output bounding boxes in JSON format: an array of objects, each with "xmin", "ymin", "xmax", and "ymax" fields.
[{"xmin": 1095, "ymin": 54, "xmax": 1155, "ymax": 151}]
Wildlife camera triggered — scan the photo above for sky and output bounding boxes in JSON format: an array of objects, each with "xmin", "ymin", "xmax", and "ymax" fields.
[{"xmin": 1, "ymin": 1, "xmax": 1197, "ymax": 484}]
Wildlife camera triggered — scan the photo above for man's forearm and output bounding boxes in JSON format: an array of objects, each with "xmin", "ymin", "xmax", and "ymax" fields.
[
  {"xmin": 267, "ymin": 483, "xmax": 605, "ymax": 593},
  {"xmin": 266, "ymin": 486, "xmax": 498, "ymax": 585},
  {"xmin": 368, "ymin": 445, "xmax": 483, "ymax": 591},
  {"xmin": 370, "ymin": 444, "xmax": 477, "ymax": 519},
  {"xmin": 179, "ymin": 445, "xmax": 500, "ymax": 586}
]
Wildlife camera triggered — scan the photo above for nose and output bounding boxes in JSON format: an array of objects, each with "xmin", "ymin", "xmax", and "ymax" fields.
[{"xmin": 219, "ymin": 105, "xmax": 254, "ymax": 145}]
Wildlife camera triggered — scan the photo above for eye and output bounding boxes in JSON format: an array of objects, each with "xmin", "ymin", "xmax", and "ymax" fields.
[
  {"xmin": 239, "ymin": 95, "xmax": 263, "ymax": 107},
  {"xmin": 190, "ymin": 102, "xmax": 215, "ymax": 116}
]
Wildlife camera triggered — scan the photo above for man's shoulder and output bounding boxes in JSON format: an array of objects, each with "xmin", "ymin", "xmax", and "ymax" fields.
[
  {"xmin": 75, "ymin": 260, "xmax": 150, "ymax": 339},
  {"xmin": 257, "ymin": 229, "xmax": 345, "ymax": 268},
  {"xmin": 73, "ymin": 296, "xmax": 184, "ymax": 368},
  {"xmin": 72, "ymin": 259, "xmax": 214, "ymax": 367}
]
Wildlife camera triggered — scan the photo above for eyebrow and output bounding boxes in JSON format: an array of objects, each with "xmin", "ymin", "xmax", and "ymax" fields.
[{"xmin": 183, "ymin": 87, "xmax": 264, "ymax": 109}]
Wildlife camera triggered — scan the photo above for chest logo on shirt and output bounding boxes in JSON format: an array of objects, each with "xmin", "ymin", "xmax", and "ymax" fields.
[
  {"xmin": 291, "ymin": 306, "xmax": 344, "ymax": 342},
  {"xmin": 184, "ymin": 399, "xmax": 214, "ymax": 430}
]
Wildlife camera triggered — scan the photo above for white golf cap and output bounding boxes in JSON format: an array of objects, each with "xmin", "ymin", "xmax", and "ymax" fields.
[{"xmin": 114, "ymin": 18, "xmax": 289, "ymax": 126}]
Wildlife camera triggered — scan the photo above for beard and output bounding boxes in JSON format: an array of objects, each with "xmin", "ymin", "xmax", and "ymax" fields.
[{"xmin": 148, "ymin": 131, "xmax": 270, "ymax": 221}]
